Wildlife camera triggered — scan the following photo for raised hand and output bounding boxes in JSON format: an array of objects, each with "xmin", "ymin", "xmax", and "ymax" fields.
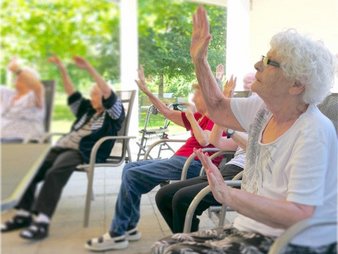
[
  {"xmin": 73, "ymin": 56, "xmax": 91, "ymax": 70},
  {"xmin": 194, "ymin": 148, "xmax": 229, "ymax": 204},
  {"xmin": 223, "ymin": 75, "xmax": 237, "ymax": 98},
  {"xmin": 48, "ymin": 55, "xmax": 64, "ymax": 68},
  {"xmin": 190, "ymin": 6, "xmax": 212, "ymax": 64},
  {"xmin": 135, "ymin": 66, "xmax": 150, "ymax": 94},
  {"xmin": 215, "ymin": 64, "xmax": 224, "ymax": 81}
]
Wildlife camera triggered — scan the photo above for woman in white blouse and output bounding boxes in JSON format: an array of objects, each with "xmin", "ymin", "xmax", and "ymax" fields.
[{"xmin": 1, "ymin": 58, "xmax": 45, "ymax": 143}]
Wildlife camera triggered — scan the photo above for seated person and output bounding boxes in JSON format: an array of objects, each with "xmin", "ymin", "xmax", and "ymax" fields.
[
  {"xmin": 155, "ymin": 74, "xmax": 250, "ymax": 234},
  {"xmin": 152, "ymin": 6, "xmax": 337, "ymax": 254},
  {"xmin": 1, "ymin": 58, "xmax": 45, "ymax": 142},
  {"xmin": 156, "ymin": 126, "xmax": 247, "ymax": 233},
  {"xmin": 85, "ymin": 66, "xmax": 223, "ymax": 252},
  {"xmin": 1, "ymin": 55, "xmax": 125, "ymax": 241}
]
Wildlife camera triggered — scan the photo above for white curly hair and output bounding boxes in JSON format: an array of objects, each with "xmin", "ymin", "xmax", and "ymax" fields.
[{"xmin": 270, "ymin": 29, "xmax": 337, "ymax": 105}]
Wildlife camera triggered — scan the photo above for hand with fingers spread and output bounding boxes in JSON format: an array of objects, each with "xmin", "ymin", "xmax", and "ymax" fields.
[
  {"xmin": 223, "ymin": 75, "xmax": 237, "ymax": 98},
  {"xmin": 194, "ymin": 148, "xmax": 230, "ymax": 204},
  {"xmin": 190, "ymin": 6, "xmax": 212, "ymax": 63}
]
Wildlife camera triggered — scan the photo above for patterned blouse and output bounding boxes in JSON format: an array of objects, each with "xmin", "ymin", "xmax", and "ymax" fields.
[{"xmin": 1, "ymin": 86, "xmax": 45, "ymax": 142}]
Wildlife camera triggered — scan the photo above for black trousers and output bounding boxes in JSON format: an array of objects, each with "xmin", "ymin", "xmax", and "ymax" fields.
[
  {"xmin": 16, "ymin": 147, "xmax": 83, "ymax": 218},
  {"xmin": 155, "ymin": 164, "xmax": 242, "ymax": 233}
]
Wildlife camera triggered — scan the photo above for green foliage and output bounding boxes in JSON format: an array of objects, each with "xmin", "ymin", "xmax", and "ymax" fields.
[
  {"xmin": 1, "ymin": 0, "xmax": 227, "ymax": 130},
  {"xmin": 0, "ymin": 0, "xmax": 120, "ymax": 88},
  {"xmin": 138, "ymin": 0, "xmax": 227, "ymax": 98}
]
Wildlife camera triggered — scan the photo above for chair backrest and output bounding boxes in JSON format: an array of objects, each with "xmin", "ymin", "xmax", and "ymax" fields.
[
  {"xmin": 318, "ymin": 93, "xmax": 338, "ymax": 135},
  {"xmin": 106, "ymin": 89, "xmax": 136, "ymax": 163},
  {"xmin": 41, "ymin": 80, "xmax": 56, "ymax": 133}
]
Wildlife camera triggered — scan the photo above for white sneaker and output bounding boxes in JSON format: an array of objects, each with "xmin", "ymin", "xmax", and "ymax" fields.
[
  {"xmin": 126, "ymin": 227, "xmax": 142, "ymax": 241},
  {"xmin": 85, "ymin": 232, "xmax": 128, "ymax": 251}
]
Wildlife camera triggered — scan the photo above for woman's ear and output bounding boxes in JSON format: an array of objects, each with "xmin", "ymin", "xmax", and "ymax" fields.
[{"xmin": 289, "ymin": 81, "xmax": 305, "ymax": 95}]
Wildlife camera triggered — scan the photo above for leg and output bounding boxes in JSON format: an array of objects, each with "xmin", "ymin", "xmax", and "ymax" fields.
[
  {"xmin": 85, "ymin": 156, "xmax": 202, "ymax": 251},
  {"xmin": 15, "ymin": 147, "xmax": 64, "ymax": 212},
  {"xmin": 1, "ymin": 148, "xmax": 64, "ymax": 233},
  {"xmin": 111, "ymin": 156, "xmax": 202, "ymax": 235},
  {"xmin": 172, "ymin": 180, "xmax": 210, "ymax": 233},
  {"xmin": 19, "ymin": 149, "xmax": 83, "ymax": 240},
  {"xmin": 32, "ymin": 149, "xmax": 83, "ymax": 218},
  {"xmin": 155, "ymin": 176, "xmax": 208, "ymax": 233}
]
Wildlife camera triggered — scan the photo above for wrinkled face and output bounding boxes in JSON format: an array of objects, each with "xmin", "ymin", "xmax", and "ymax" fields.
[
  {"xmin": 90, "ymin": 85, "xmax": 103, "ymax": 111},
  {"xmin": 251, "ymin": 50, "xmax": 294, "ymax": 99},
  {"xmin": 191, "ymin": 88, "xmax": 206, "ymax": 114}
]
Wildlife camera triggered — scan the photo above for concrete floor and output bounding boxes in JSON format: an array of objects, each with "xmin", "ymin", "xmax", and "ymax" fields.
[{"xmin": 1, "ymin": 138, "xmax": 236, "ymax": 254}]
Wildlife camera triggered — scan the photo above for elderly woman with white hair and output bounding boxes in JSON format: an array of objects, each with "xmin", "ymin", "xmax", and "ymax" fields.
[
  {"xmin": 152, "ymin": 6, "xmax": 337, "ymax": 254},
  {"xmin": 1, "ymin": 58, "xmax": 45, "ymax": 143}
]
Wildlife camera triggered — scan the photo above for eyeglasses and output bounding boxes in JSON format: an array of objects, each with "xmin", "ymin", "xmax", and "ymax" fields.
[{"xmin": 261, "ymin": 55, "xmax": 280, "ymax": 68}]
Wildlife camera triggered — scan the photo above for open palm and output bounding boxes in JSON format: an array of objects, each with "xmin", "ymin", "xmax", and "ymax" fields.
[
  {"xmin": 194, "ymin": 148, "xmax": 229, "ymax": 204},
  {"xmin": 190, "ymin": 6, "xmax": 212, "ymax": 63}
]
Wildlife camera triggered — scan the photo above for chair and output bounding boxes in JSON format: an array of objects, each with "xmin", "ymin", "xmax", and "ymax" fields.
[
  {"xmin": 183, "ymin": 93, "xmax": 338, "ymax": 247},
  {"xmin": 268, "ymin": 217, "xmax": 337, "ymax": 254},
  {"xmin": 75, "ymin": 89, "xmax": 136, "ymax": 227},
  {"xmin": 41, "ymin": 80, "xmax": 56, "ymax": 134},
  {"xmin": 20, "ymin": 80, "xmax": 55, "ymax": 143}
]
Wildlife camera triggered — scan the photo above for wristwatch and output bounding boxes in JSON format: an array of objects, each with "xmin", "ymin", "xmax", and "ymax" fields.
[{"xmin": 226, "ymin": 129, "xmax": 235, "ymax": 139}]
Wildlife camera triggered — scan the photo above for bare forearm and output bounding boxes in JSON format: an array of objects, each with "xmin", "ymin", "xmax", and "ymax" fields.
[
  {"xmin": 144, "ymin": 90, "xmax": 184, "ymax": 126},
  {"xmin": 188, "ymin": 117, "xmax": 210, "ymax": 146},
  {"xmin": 226, "ymin": 188, "xmax": 314, "ymax": 229},
  {"xmin": 58, "ymin": 66, "xmax": 75, "ymax": 96},
  {"xmin": 194, "ymin": 60, "xmax": 241, "ymax": 130},
  {"xmin": 231, "ymin": 132, "xmax": 248, "ymax": 150},
  {"xmin": 86, "ymin": 66, "xmax": 112, "ymax": 99}
]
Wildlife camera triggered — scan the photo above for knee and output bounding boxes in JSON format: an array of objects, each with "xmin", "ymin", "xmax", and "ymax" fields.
[
  {"xmin": 172, "ymin": 189, "xmax": 192, "ymax": 212},
  {"xmin": 122, "ymin": 167, "xmax": 139, "ymax": 184},
  {"xmin": 155, "ymin": 187, "xmax": 172, "ymax": 210}
]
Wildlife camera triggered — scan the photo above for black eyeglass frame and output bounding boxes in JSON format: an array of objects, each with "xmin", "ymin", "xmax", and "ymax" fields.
[{"xmin": 261, "ymin": 55, "xmax": 280, "ymax": 68}]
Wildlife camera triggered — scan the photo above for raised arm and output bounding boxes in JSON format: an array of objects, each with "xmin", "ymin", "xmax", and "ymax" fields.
[
  {"xmin": 209, "ymin": 124, "xmax": 237, "ymax": 151},
  {"xmin": 191, "ymin": 6, "xmax": 243, "ymax": 131},
  {"xmin": 135, "ymin": 66, "xmax": 183, "ymax": 126},
  {"xmin": 48, "ymin": 56, "xmax": 75, "ymax": 96},
  {"xmin": 72, "ymin": 56, "xmax": 112, "ymax": 99},
  {"xmin": 8, "ymin": 58, "xmax": 44, "ymax": 108},
  {"xmin": 185, "ymin": 105, "xmax": 210, "ymax": 146}
]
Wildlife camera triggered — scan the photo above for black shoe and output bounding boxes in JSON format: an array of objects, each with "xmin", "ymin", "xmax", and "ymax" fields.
[
  {"xmin": 1, "ymin": 215, "xmax": 32, "ymax": 232},
  {"xmin": 20, "ymin": 222, "xmax": 49, "ymax": 240}
]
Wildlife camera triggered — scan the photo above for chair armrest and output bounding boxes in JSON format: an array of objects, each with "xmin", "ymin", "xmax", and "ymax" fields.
[
  {"xmin": 143, "ymin": 139, "xmax": 186, "ymax": 160},
  {"xmin": 77, "ymin": 135, "xmax": 136, "ymax": 170},
  {"xmin": 268, "ymin": 217, "xmax": 337, "ymax": 254},
  {"xmin": 183, "ymin": 179, "xmax": 241, "ymax": 233},
  {"xmin": 181, "ymin": 149, "xmax": 236, "ymax": 181}
]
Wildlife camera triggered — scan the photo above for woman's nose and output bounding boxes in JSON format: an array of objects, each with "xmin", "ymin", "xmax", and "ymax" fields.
[{"xmin": 254, "ymin": 60, "xmax": 263, "ymax": 72}]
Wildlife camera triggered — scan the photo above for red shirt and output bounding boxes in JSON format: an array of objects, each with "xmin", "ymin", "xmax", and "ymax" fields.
[{"xmin": 175, "ymin": 112, "xmax": 224, "ymax": 166}]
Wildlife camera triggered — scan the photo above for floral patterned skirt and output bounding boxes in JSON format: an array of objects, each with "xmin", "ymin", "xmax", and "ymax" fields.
[{"xmin": 151, "ymin": 225, "xmax": 336, "ymax": 254}]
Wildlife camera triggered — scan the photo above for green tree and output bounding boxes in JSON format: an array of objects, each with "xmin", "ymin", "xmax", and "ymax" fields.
[
  {"xmin": 0, "ymin": 0, "xmax": 120, "ymax": 89},
  {"xmin": 138, "ymin": 0, "xmax": 227, "ymax": 98}
]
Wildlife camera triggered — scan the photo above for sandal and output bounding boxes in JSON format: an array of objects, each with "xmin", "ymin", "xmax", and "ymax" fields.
[
  {"xmin": 20, "ymin": 222, "xmax": 49, "ymax": 240},
  {"xmin": 1, "ymin": 215, "xmax": 32, "ymax": 232}
]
